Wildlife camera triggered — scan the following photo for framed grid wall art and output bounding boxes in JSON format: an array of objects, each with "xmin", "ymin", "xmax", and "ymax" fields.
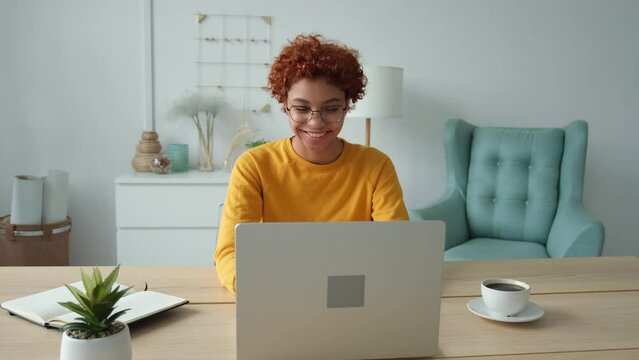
[{"xmin": 194, "ymin": 13, "xmax": 273, "ymax": 116}]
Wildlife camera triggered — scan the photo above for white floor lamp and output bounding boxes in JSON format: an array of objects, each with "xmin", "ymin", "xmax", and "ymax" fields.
[{"xmin": 348, "ymin": 66, "xmax": 403, "ymax": 146}]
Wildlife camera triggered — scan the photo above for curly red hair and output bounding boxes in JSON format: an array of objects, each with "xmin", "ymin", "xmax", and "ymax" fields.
[{"xmin": 268, "ymin": 34, "xmax": 366, "ymax": 107}]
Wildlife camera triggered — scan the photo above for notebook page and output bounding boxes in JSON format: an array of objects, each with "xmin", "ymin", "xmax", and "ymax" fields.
[
  {"xmin": 0, "ymin": 281, "xmax": 84, "ymax": 325},
  {"xmin": 116, "ymin": 291, "xmax": 188, "ymax": 323},
  {"xmin": 49, "ymin": 290, "xmax": 188, "ymax": 327}
]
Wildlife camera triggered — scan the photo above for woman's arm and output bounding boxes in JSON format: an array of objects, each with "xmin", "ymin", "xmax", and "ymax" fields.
[
  {"xmin": 214, "ymin": 153, "xmax": 264, "ymax": 294},
  {"xmin": 371, "ymin": 157, "xmax": 409, "ymax": 221}
]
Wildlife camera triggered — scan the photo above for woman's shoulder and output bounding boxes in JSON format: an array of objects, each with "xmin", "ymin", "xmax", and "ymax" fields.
[
  {"xmin": 245, "ymin": 137, "xmax": 287, "ymax": 154},
  {"xmin": 343, "ymin": 141, "xmax": 392, "ymax": 163},
  {"xmin": 235, "ymin": 138, "xmax": 290, "ymax": 167}
]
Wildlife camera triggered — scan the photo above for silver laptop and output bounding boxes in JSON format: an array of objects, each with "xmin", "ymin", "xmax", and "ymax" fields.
[{"xmin": 235, "ymin": 220, "xmax": 445, "ymax": 360}]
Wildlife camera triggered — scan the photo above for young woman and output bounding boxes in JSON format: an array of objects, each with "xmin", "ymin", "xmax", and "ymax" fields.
[{"xmin": 214, "ymin": 34, "xmax": 408, "ymax": 294}]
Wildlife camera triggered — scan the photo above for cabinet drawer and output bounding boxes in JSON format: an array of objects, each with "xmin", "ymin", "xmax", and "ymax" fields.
[
  {"xmin": 117, "ymin": 229, "xmax": 218, "ymax": 265},
  {"xmin": 116, "ymin": 184, "xmax": 226, "ymax": 228}
]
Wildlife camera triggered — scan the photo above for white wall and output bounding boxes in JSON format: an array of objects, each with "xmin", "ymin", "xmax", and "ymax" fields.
[
  {"xmin": 0, "ymin": 0, "xmax": 145, "ymax": 264},
  {"xmin": 1, "ymin": 0, "xmax": 638, "ymax": 264}
]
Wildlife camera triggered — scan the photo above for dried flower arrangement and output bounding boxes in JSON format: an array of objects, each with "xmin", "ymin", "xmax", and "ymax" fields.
[
  {"xmin": 223, "ymin": 124, "xmax": 258, "ymax": 171},
  {"xmin": 170, "ymin": 91, "xmax": 228, "ymax": 171}
]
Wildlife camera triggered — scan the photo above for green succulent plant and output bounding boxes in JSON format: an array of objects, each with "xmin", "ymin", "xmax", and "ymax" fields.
[
  {"xmin": 58, "ymin": 265, "xmax": 131, "ymax": 338},
  {"xmin": 245, "ymin": 138, "xmax": 268, "ymax": 148}
]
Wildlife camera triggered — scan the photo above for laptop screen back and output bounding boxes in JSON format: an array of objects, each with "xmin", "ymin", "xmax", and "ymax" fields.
[{"xmin": 235, "ymin": 220, "xmax": 445, "ymax": 360}]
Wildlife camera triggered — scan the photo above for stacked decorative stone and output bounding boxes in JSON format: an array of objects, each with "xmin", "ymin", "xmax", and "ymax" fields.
[{"xmin": 131, "ymin": 131, "xmax": 162, "ymax": 172}]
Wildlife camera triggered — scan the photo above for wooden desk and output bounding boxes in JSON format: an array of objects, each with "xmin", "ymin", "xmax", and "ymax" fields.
[
  {"xmin": 0, "ymin": 266, "xmax": 235, "ymax": 304},
  {"xmin": 441, "ymin": 256, "xmax": 639, "ymax": 297},
  {"xmin": 3, "ymin": 257, "xmax": 637, "ymax": 303},
  {"xmin": 1, "ymin": 257, "xmax": 639, "ymax": 359}
]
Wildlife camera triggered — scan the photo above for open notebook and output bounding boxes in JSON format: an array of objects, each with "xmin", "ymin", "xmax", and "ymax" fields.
[{"xmin": 1, "ymin": 282, "xmax": 189, "ymax": 329}]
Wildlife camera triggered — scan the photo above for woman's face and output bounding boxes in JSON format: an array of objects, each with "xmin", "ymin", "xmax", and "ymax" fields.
[{"xmin": 285, "ymin": 78, "xmax": 347, "ymax": 164}]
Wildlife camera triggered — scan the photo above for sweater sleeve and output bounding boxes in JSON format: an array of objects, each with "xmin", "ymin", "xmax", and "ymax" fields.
[
  {"xmin": 371, "ymin": 157, "xmax": 409, "ymax": 221},
  {"xmin": 214, "ymin": 153, "xmax": 263, "ymax": 294}
]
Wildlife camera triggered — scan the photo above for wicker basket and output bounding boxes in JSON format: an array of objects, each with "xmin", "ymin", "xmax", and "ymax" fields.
[
  {"xmin": 141, "ymin": 131, "xmax": 159, "ymax": 141},
  {"xmin": 136, "ymin": 141, "xmax": 162, "ymax": 154},
  {"xmin": 131, "ymin": 153, "xmax": 156, "ymax": 172},
  {"xmin": 0, "ymin": 215, "xmax": 71, "ymax": 266}
]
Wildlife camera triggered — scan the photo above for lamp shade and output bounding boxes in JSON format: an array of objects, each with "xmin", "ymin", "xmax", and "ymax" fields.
[{"xmin": 348, "ymin": 66, "xmax": 403, "ymax": 119}]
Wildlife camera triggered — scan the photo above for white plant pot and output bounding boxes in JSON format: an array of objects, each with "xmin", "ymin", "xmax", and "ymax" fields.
[{"xmin": 60, "ymin": 323, "xmax": 132, "ymax": 360}]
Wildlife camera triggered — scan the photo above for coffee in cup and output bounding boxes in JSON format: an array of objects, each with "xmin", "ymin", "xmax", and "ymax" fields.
[{"xmin": 481, "ymin": 278, "xmax": 530, "ymax": 317}]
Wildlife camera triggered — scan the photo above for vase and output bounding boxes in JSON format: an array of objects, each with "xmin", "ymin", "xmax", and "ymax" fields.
[
  {"xmin": 167, "ymin": 144, "xmax": 189, "ymax": 173},
  {"xmin": 132, "ymin": 131, "xmax": 162, "ymax": 172},
  {"xmin": 198, "ymin": 136, "xmax": 214, "ymax": 171}
]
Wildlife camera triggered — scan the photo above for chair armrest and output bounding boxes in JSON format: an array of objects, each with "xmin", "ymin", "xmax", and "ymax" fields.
[
  {"xmin": 407, "ymin": 208, "xmax": 425, "ymax": 221},
  {"xmin": 547, "ymin": 202, "xmax": 605, "ymax": 257},
  {"xmin": 410, "ymin": 189, "xmax": 469, "ymax": 250}
]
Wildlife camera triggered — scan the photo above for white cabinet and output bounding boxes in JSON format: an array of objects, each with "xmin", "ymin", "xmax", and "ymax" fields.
[{"xmin": 115, "ymin": 171, "xmax": 229, "ymax": 265}]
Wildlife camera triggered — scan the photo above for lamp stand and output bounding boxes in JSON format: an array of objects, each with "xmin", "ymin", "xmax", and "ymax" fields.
[{"xmin": 365, "ymin": 117, "xmax": 371, "ymax": 147}]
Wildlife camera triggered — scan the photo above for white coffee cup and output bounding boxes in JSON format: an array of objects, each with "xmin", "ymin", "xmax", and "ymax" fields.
[{"xmin": 481, "ymin": 278, "xmax": 530, "ymax": 317}]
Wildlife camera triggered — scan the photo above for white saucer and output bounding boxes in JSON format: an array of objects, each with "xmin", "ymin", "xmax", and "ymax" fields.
[{"xmin": 467, "ymin": 298, "xmax": 544, "ymax": 323}]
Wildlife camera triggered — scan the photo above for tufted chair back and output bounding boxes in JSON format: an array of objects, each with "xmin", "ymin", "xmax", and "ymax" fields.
[{"xmin": 466, "ymin": 127, "xmax": 563, "ymax": 244}]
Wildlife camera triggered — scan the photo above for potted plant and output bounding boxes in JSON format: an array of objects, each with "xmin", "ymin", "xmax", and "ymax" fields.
[
  {"xmin": 58, "ymin": 265, "xmax": 132, "ymax": 360},
  {"xmin": 245, "ymin": 138, "xmax": 268, "ymax": 149}
]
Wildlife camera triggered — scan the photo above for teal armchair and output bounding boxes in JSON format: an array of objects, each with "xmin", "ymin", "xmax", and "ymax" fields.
[{"xmin": 410, "ymin": 119, "xmax": 604, "ymax": 261}]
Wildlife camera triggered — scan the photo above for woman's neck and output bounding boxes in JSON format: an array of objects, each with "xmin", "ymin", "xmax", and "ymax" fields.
[{"xmin": 291, "ymin": 137, "xmax": 344, "ymax": 165}]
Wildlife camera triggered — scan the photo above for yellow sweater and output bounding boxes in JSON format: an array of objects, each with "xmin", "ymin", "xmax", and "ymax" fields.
[{"xmin": 214, "ymin": 137, "xmax": 409, "ymax": 293}]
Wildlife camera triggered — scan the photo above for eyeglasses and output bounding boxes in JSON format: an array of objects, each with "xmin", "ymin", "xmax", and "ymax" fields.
[{"xmin": 285, "ymin": 105, "xmax": 348, "ymax": 124}]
